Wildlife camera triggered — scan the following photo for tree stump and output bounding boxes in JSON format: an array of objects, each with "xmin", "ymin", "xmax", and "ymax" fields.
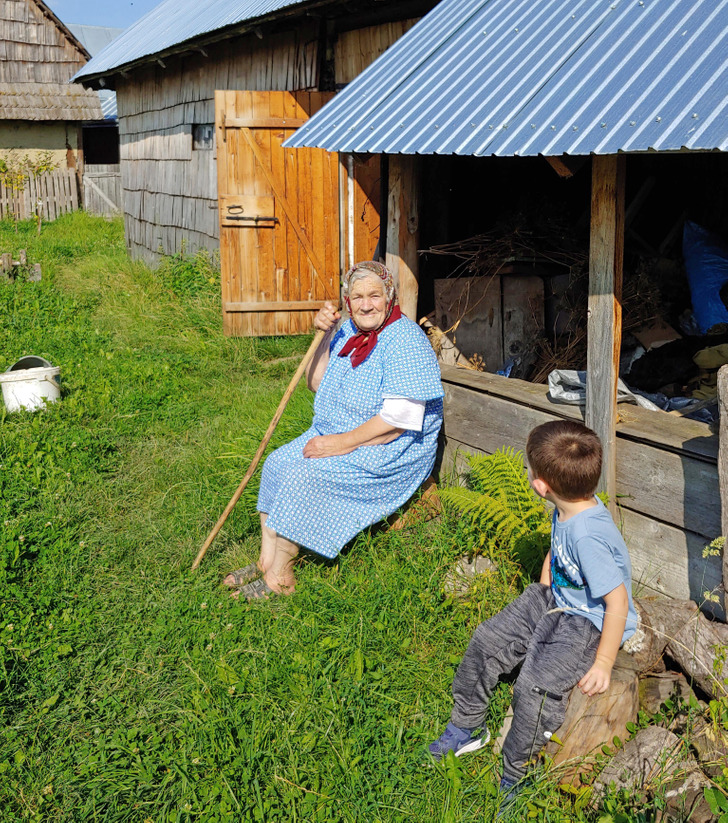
[
  {"xmin": 688, "ymin": 714, "xmax": 728, "ymax": 779},
  {"xmin": 494, "ymin": 663, "xmax": 639, "ymax": 784},
  {"xmin": 542, "ymin": 665, "xmax": 639, "ymax": 782}
]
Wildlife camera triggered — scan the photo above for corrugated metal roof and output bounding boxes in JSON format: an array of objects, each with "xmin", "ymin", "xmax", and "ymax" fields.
[
  {"xmin": 68, "ymin": 25, "xmax": 124, "ymax": 57},
  {"xmin": 72, "ymin": 0, "xmax": 312, "ymax": 81},
  {"xmin": 98, "ymin": 90, "xmax": 117, "ymax": 121},
  {"xmin": 285, "ymin": 0, "xmax": 728, "ymax": 156}
]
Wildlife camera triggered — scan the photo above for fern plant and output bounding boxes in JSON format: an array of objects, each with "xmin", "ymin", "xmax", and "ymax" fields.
[{"xmin": 440, "ymin": 447, "xmax": 551, "ymax": 579}]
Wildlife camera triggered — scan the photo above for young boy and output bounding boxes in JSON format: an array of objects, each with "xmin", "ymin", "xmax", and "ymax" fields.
[{"xmin": 429, "ymin": 420, "xmax": 637, "ymax": 802}]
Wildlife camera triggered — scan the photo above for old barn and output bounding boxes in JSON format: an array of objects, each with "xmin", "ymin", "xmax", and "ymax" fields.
[{"xmin": 72, "ymin": 0, "xmax": 438, "ymax": 335}]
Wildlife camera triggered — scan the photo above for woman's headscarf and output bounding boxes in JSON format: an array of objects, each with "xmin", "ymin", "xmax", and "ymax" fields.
[{"xmin": 338, "ymin": 261, "xmax": 402, "ymax": 368}]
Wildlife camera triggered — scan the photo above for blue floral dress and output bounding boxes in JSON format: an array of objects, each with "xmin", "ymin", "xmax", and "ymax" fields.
[{"xmin": 257, "ymin": 316, "xmax": 444, "ymax": 558}]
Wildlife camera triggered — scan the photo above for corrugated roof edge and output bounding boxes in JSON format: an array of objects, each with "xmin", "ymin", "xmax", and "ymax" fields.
[{"xmin": 72, "ymin": 0, "xmax": 330, "ymax": 87}]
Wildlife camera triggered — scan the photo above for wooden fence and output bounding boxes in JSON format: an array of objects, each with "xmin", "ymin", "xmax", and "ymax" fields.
[
  {"xmin": 0, "ymin": 169, "xmax": 79, "ymax": 222},
  {"xmin": 83, "ymin": 164, "xmax": 121, "ymax": 216}
]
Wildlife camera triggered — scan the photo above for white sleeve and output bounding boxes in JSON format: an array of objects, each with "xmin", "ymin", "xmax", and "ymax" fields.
[{"xmin": 379, "ymin": 395, "xmax": 426, "ymax": 432}]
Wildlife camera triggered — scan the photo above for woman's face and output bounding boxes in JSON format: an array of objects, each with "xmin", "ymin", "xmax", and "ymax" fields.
[{"xmin": 349, "ymin": 274, "xmax": 388, "ymax": 332}]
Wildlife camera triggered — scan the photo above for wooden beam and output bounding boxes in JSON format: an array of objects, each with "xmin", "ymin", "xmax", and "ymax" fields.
[
  {"xmin": 224, "ymin": 117, "xmax": 306, "ymax": 129},
  {"xmin": 386, "ymin": 154, "xmax": 419, "ymax": 320},
  {"xmin": 585, "ymin": 154, "xmax": 626, "ymax": 510},
  {"xmin": 544, "ymin": 154, "xmax": 588, "ymax": 179},
  {"xmin": 224, "ymin": 300, "xmax": 327, "ymax": 312},
  {"xmin": 718, "ymin": 364, "xmax": 728, "ymax": 598}
]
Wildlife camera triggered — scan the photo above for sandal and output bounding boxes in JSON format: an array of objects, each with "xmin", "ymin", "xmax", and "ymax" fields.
[
  {"xmin": 222, "ymin": 563, "xmax": 262, "ymax": 588},
  {"xmin": 234, "ymin": 577, "xmax": 275, "ymax": 601}
]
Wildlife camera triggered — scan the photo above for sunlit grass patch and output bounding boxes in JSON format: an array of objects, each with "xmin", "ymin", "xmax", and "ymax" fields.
[{"xmin": 1, "ymin": 212, "xmax": 704, "ymax": 822}]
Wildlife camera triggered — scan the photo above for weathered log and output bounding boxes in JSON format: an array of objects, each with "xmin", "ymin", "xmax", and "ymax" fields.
[
  {"xmin": 623, "ymin": 598, "xmax": 699, "ymax": 674},
  {"xmin": 639, "ymin": 672, "xmax": 694, "ymax": 716},
  {"xmin": 593, "ymin": 727, "xmax": 714, "ymax": 823},
  {"xmin": 688, "ymin": 714, "xmax": 728, "ymax": 779},
  {"xmin": 666, "ymin": 611, "xmax": 728, "ymax": 700}
]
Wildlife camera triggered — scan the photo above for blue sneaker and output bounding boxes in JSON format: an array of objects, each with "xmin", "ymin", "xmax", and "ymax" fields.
[
  {"xmin": 496, "ymin": 777, "xmax": 522, "ymax": 818},
  {"xmin": 428, "ymin": 722, "xmax": 490, "ymax": 761}
]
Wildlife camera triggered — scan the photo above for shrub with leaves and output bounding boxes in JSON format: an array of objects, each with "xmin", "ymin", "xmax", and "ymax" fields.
[{"xmin": 439, "ymin": 447, "xmax": 551, "ymax": 579}]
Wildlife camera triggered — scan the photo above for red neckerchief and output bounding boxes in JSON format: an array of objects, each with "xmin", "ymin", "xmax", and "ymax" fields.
[{"xmin": 338, "ymin": 306, "xmax": 402, "ymax": 368}]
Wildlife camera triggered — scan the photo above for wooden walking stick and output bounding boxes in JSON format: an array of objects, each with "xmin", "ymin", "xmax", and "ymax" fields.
[{"xmin": 191, "ymin": 327, "xmax": 326, "ymax": 570}]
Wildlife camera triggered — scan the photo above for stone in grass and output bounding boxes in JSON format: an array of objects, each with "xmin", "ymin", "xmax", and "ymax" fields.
[
  {"xmin": 593, "ymin": 726, "xmax": 714, "ymax": 823},
  {"xmin": 443, "ymin": 554, "xmax": 496, "ymax": 597},
  {"xmin": 639, "ymin": 672, "xmax": 695, "ymax": 717}
]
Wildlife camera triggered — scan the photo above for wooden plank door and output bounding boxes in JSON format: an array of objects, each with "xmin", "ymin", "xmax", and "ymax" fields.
[{"xmin": 216, "ymin": 91, "xmax": 339, "ymax": 336}]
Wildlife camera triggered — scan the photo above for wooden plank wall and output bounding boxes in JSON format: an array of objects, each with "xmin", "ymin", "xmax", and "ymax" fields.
[
  {"xmin": 334, "ymin": 18, "xmax": 421, "ymax": 272},
  {"xmin": 83, "ymin": 164, "xmax": 121, "ymax": 215},
  {"xmin": 0, "ymin": 0, "xmax": 102, "ymax": 121},
  {"xmin": 439, "ymin": 365, "xmax": 725, "ymax": 619},
  {"xmin": 334, "ymin": 19, "xmax": 419, "ymax": 85},
  {"xmin": 0, "ymin": 169, "xmax": 79, "ymax": 220},
  {"xmin": 116, "ymin": 27, "xmax": 319, "ymax": 264},
  {"xmin": 0, "ymin": 0, "xmax": 89, "ymax": 84}
]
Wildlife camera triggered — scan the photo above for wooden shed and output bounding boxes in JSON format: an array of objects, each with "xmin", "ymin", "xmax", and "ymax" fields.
[
  {"xmin": 0, "ymin": 0, "xmax": 103, "ymax": 169},
  {"xmin": 73, "ymin": 0, "xmax": 436, "ymax": 335},
  {"xmin": 285, "ymin": 0, "xmax": 728, "ymax": 618}
]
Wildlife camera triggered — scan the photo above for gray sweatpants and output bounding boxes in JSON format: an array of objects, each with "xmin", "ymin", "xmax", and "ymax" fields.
[{"xmin": 451, "ymin": 583, "xmax": 601, "ymax": 782}]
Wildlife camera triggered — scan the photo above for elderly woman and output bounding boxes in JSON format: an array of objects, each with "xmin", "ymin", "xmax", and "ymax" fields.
[{"xmin": 224, "ymin": 261, "xmax": 443, "ymax": 599}]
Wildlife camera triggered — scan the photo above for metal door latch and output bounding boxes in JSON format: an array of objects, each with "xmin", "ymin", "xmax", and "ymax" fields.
[{"xmin": 226, "ymin": 205, "xmax": 278, "ymax": 224}]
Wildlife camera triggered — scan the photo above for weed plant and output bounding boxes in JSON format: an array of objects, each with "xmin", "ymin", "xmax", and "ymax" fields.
[{"xmin": 0, "ymin": 214, "xmax": 718, "ymax": 821}]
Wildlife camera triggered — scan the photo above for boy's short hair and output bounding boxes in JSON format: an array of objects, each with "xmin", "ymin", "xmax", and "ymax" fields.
[{"xmin": 526, "ymin": 420, "xmax": 602, "ymax": 500}]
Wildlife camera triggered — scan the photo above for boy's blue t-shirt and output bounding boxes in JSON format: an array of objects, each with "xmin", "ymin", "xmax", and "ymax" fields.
[{"xmin": 550, "ymin": 497, "xmax": 637, "ymax": 644}]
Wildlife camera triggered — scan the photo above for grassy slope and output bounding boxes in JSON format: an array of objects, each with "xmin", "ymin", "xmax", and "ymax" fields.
[{"xmin": 0, "ymin": 214, "xmax": 658, "ymax": 823}]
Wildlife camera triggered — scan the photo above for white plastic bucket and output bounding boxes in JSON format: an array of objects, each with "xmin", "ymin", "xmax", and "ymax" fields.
[{"xmin": 0, "ymin": 356, "xmax": 61, "ymax": 413}]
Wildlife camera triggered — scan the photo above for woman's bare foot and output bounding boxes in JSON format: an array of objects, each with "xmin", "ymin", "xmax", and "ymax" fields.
[{"xmin": 262, "ymin": 569, "xmax": 296, "ymax": 594}]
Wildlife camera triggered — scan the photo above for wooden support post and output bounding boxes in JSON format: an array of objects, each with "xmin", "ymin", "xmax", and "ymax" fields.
[
  {"xmin": 1, "ymin": 252, "xmax": 11, "ymax": 281},
  {"xmin": 386, "ymin": 154, "xmax": 419, "ymax": 320},
  {"xmin": 29, "ymin": 263, "xmax": 41, "ymax": 282},
  {"xmin": 718, "ymin": 365, "xmax": 728, "ymax": 595},
  {"xmin": 585, "ymin": 154, "xmax": 626, "ymax": 511}
]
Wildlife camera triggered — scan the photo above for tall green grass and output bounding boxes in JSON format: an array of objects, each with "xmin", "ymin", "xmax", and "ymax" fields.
[{"xmin": 0, "ymin": 213, "xmax": 701, "ymax": 822}]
